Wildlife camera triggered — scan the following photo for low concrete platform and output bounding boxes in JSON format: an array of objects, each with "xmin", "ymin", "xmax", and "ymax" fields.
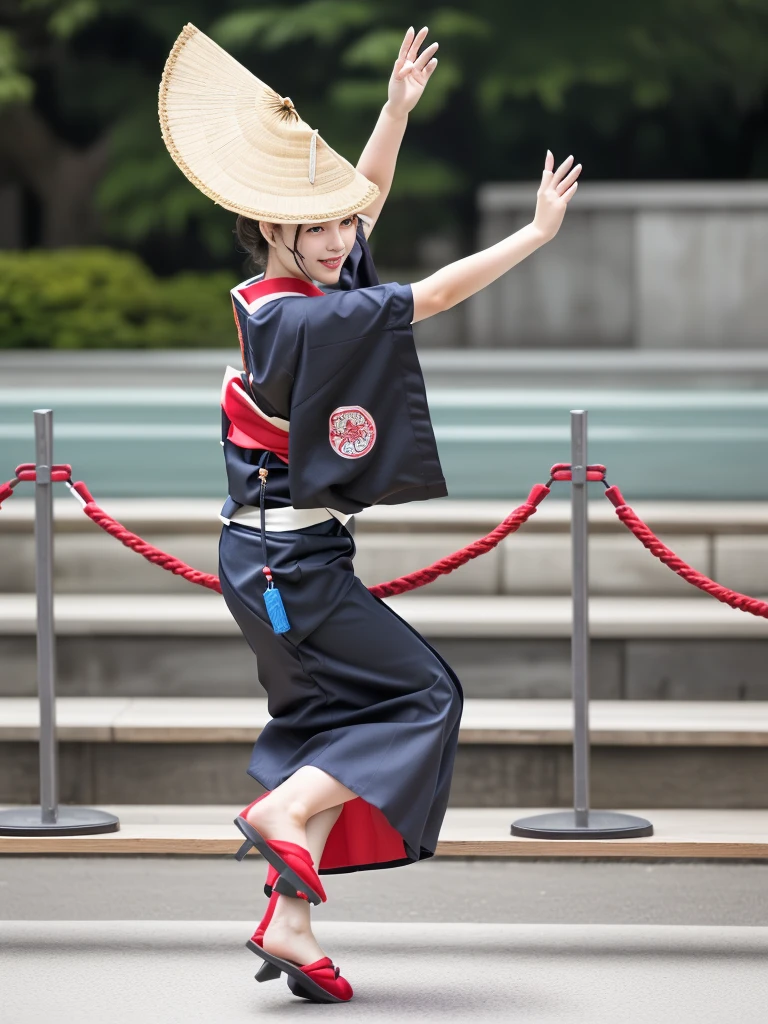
[
  {"xmin": 3, "ymin": 920, "xmax": 767, "ymax": 1023},
  {"xmin": 1, "ymin": 806, "xmax": 767, "ymax": 859}
]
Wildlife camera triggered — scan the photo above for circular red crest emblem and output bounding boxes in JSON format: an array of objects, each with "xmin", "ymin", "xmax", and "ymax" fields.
[{"xmin": 329, "ymin": 406, "xmax": 377, "ymax": 459}]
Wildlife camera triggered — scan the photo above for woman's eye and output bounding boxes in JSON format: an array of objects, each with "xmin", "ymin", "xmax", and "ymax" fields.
[{"xmin": 308, "ymin": 218, "xmax": 353, "ymax": 234}]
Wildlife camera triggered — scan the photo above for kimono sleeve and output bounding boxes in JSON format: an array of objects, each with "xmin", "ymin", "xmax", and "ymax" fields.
[{"xmin": 287, "ymin": 282, "xmax": 447, "ymax": 513}]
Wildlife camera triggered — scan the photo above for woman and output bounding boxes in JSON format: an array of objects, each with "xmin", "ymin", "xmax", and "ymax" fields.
[{"xmin": 159, "ymin": 23, "xmax": 581, "ymax": 1004}]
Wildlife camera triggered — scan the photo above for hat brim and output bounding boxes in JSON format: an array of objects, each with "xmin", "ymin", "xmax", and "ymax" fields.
[{"xmin": 158, "ymin": 24, "xmax": 380, "ymax": 224}]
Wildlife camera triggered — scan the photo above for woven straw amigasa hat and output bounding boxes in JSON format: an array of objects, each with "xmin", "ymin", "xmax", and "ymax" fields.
[{"xmin": 158, "ymin": 23, "xmax": 380, "ymax": 224}]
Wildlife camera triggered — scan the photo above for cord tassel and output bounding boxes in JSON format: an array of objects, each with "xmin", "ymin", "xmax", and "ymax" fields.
[
  {"xmin": 263, "ymin": 577, "xmax": 290, "ymax": 633},
  {"xmin": 258, "ymin": 461, "xmax": 291, "ymax": 634}
]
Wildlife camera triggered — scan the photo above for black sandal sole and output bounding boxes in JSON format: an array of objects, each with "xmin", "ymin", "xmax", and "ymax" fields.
[
  {"xmin": 246, "ymin": 940, "xmax": 346, "ymax": 1003},
  {"xmin": 233, "ymin": 816, "xmax": 323, "ymax": 905}
]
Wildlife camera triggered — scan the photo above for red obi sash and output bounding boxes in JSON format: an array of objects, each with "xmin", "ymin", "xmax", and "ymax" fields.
[
  {"xmin": 221, "ymin": 366, "xmax": 290, "ymax": 463},
  {"xmin": 224, "ymin": 276, "xmax": 326, "ymax": 464}
]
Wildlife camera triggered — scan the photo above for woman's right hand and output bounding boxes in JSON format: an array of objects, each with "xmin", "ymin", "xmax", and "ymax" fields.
[
  {"xmin": 411, "ymin": 150, "xmax": 582, "ymax": 322},
  {"xmin": 532, "ymin": 151, "xmax": 582, "ymax": 243}
]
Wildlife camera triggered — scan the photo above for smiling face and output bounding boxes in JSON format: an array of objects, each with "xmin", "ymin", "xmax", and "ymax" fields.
[{"xmin": 260, "ymin": 214, "xmax": 359, "ymax": 284}]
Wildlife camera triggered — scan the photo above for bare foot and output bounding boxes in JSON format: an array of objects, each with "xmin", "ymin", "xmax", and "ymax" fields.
[
  {"xmin": 262, "ymin": 915, "xmax": 327, "ymax": 967},
  {"xmin": 245, "ymin": 793, "xmax": 309, "ymax": 850}
]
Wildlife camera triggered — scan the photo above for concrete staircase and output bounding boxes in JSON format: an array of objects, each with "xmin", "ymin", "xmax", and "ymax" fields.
[
  {"xmin": 1, "ymin": 497, "xmax": 768, "ymax": 816},
  {"xmin": 1, "ymin": 697, "xmax": 767, "ymax": 809}
]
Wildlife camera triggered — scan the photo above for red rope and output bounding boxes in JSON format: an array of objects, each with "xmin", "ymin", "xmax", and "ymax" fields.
[
  {"xmin": 368, "ymin": 484, "xmax": 551, "ymax": 597},
  {"xmin": 6, "ymin": 462, "xmax": 768, "ymax": 617},
  {"xmin": 72, "ymin": 482, "xmax": 224, "ymax": 593},
  {"xmin": 605, "ymin": 484, "xmax": 768, "ymax": 619},
  {"xmin": 65, "ymin": 480, "xmax": 551, "ymax": 598}
]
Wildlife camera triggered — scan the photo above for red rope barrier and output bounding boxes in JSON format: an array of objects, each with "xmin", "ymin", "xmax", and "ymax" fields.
[
  {"xmin": 72, "ymin": 481, "xmax": 225, "ymax": 593},
  {"xmin": 66, "ymin": 481, "xmax": 552, "ymax": 599},
  {"xmin": 605, "ymin": 484, "xmax": 768, "ymax": 620},
  {"xmin": 368, "ymin": 484, "xmax": 551, "ymax": 598},
  {"xmin": 7, "ymin": 458, "xmax": 765, "ymax": 616},
  {"xmin": 55, "ymin": 474, "xmax": 552, "ymax": 599}
]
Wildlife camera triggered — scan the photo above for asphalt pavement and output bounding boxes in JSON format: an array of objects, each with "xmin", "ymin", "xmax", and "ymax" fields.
[{"xmin": 3, "ymin": 920, "xmax": 767, "ymax": 1024}]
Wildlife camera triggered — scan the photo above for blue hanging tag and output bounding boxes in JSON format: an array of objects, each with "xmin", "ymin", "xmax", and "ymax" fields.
[
  {"xmin": 263, "ymin": 583, "xmax": 290, "ymax": 634},
  {"xmin": 256, "ymin": 454, "xmax": 290, "ymax": 634}
]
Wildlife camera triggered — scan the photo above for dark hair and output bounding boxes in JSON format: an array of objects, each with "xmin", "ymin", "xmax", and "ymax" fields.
[
  {"xmin": 234, "ymin": 212, "xmax": 359, "ymax": 282},
  {"xmin": 234, "ymin": 216, "xmax": 311, "ymax": 282}
]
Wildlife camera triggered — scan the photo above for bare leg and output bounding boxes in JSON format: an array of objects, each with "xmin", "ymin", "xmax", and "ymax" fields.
[
  {"xmin": 261, "ymin": 802, "xmax": 345, "ymax": 966},
  {"xmin": 248, "ymin": 770, "xmax": 354, "ymax": 965},
  {"xmin": 305, "ymin": 804, "xmax": 344, "ymax": 870},
  {"xmin": 245, "ymin": 765, "xmax": 358, "ymax": 851}
]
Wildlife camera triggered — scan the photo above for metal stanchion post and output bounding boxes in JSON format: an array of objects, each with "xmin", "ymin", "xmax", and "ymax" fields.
[
  {"xmin": 571, "ymin": 410, "xmax": 590, "ymax": 828},
  {"xmin": 511, "ymin": 410, "xmax": 653, "ymax": 840},
  {"xmin": 0, "ymin": 410, "xmax": 119, "ymax": 836}
]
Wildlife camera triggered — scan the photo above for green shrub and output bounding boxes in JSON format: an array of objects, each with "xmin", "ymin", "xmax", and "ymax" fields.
[{"xmin": 0, "ymin": 248, "xmax": 238, "ymax": 348}]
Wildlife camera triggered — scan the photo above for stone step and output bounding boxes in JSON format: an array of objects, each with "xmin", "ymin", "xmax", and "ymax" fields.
[
  {"xmin": 1, "ymin": 806, "xmax": 767, "ymax": 859},
  {"xmin": 1, "ymin": 593, "xmax": 766, "ymax": 638},
  {"xmin": 3, "ymin": 699, "xmax": 767, "ymax": 808},
  {"xmin": 3, "ymin": 588, "xmax": 768, "ymax": 701},
  {"xmin": 3, "ymin": 498, "xmax": 766, "ymax": 598},
  {"xmin": 5, "ymin": 632, "xmax": 768, "ymax": 702},
  {"xmin": 4, "ymin": 696, "xmax": 768, "ymax": 745}
]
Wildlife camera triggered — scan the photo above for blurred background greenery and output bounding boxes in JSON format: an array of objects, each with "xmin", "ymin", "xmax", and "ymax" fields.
[{"xmin": 1, "ymin": 0, "xmax": 768, "ymax": 346}]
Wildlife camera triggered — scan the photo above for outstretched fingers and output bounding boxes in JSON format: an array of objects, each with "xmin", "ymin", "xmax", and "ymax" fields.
[
  {"xmin": 395, "ymin": 26, "xmax": 438, "ymax": 80},
  {"xmin": 413, "ymin": 40, "xmax": 439, "ymax": 73},
  {"xmin": 406, "ymin": 26, "xmax": 430, "ymax": 62},
  {"xmin": 561, "ymin": 181, "xmax": 579, "ymax": 202},
  {"xmin": 397, "ymin": 27, "xmax": 415, "ymax": 64},
  {"xmin": 556, "ymin": 161, "xmax": 582, "ymax": 197},
  {"xmin": 540, "ymin": 150, "xmax": 555, "ymax": 187}
]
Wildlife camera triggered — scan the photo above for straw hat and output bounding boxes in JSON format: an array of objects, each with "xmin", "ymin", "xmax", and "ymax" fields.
[{"xmin": 158, "ymin": 23, "xmax": 380, "ymax": 224}]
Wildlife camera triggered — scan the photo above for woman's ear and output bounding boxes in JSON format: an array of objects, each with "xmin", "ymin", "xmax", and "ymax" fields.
[{"xmin": 259, "ymin": 221, "xmax": 278, "ymax": 248}]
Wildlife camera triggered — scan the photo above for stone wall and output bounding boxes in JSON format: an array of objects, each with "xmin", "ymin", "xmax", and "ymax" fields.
[{"xmin": 468, "ymin": 182, "xmax": 768, "ymax": 349}]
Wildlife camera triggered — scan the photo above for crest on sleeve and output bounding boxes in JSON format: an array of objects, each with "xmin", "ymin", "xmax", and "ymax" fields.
[{"xmin": 329, "ymin": 406, "xmax": 377, "ymax": 459}]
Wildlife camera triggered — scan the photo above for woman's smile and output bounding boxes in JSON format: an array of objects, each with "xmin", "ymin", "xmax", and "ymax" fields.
[{"xmin": 319, "ymin": 255, "xmax": 344, "ymax": 268}]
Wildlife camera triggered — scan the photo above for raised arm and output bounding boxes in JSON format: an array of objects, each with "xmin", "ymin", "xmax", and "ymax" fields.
[
  {"xmin": 411, "ymin": 151, "xmax": 582, "ymax": 322},
  {"xmin": 356, "ymin": 26, "xmax": 439, "ymax": 235}
]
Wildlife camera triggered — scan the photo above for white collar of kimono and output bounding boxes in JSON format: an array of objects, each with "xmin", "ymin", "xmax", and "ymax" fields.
[{"xmin": 231, "ymin": 274, "xmax": 324, "ymax": 316}]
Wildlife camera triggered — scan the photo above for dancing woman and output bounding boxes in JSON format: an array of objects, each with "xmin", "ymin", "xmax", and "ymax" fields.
[{"xmin": 159, "ymin": 22, "xmax": 581, "ymax": 1004}]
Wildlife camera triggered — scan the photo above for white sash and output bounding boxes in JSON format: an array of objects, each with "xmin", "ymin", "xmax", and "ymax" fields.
[{"xmin": 220, "ymin": 504, "xmax": 352, "ymax": 532}]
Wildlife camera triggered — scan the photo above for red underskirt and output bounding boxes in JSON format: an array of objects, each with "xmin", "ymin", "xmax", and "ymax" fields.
[{"xmin": 247, "ymin": 791, "xmax": 406, "ymax": 871}]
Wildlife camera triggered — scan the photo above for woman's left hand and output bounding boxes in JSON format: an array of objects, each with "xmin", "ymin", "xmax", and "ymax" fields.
[{"xmin": 387, "ymin": 26, "xmax": 438, "ymax": 117}]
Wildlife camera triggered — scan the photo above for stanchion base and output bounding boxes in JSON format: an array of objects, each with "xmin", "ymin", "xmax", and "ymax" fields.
[
  {"xmin": 511, "ymin": 810, "xmax": 653, "ymax": 840},
  {"xmin": 0, "ymin": 807, "xmax": 120, "ymax": 837}
]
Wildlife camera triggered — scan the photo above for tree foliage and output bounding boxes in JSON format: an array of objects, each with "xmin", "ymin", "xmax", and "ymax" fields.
[{"xmin": 1, "ymin": 0, "xmax": 768, "ymax": 264}]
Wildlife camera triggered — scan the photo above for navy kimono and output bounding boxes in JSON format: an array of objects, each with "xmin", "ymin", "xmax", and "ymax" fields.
[{"xmin": 218, "ymin": 218, "xmax": 464, "ymax": 874}]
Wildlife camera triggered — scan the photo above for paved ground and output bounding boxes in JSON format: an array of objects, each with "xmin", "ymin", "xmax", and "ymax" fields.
[
  {"xmin": 3, "ymin": 857, "xmax": 768, "ymax": 925},
  {"xmin": 3, "ymin": 920, "xmax": 768, "ymax": 1023}
]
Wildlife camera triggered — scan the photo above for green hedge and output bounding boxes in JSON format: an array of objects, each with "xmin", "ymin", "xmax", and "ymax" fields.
[{"xmin": 0, "ymin": 248, "xmax": 238, "ymax": 348}]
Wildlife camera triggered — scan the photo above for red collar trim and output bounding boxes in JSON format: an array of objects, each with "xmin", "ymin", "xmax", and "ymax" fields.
[{"xmin": 235, "ymin": 275, "xmax": 324, "ymax": 309}]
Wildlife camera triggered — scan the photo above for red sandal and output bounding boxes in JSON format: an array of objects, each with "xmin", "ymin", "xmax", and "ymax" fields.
[
  {"xmin": 251, "ymin": 937, "xmax": 353, "ymax": 1003},
  {"xmin": 235, "ymin": 796, "xmax": 327, "ymax": 906},
  {"xmin": 248, "ymin": 867, "xmax": 351, "ymax": 1002}
]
